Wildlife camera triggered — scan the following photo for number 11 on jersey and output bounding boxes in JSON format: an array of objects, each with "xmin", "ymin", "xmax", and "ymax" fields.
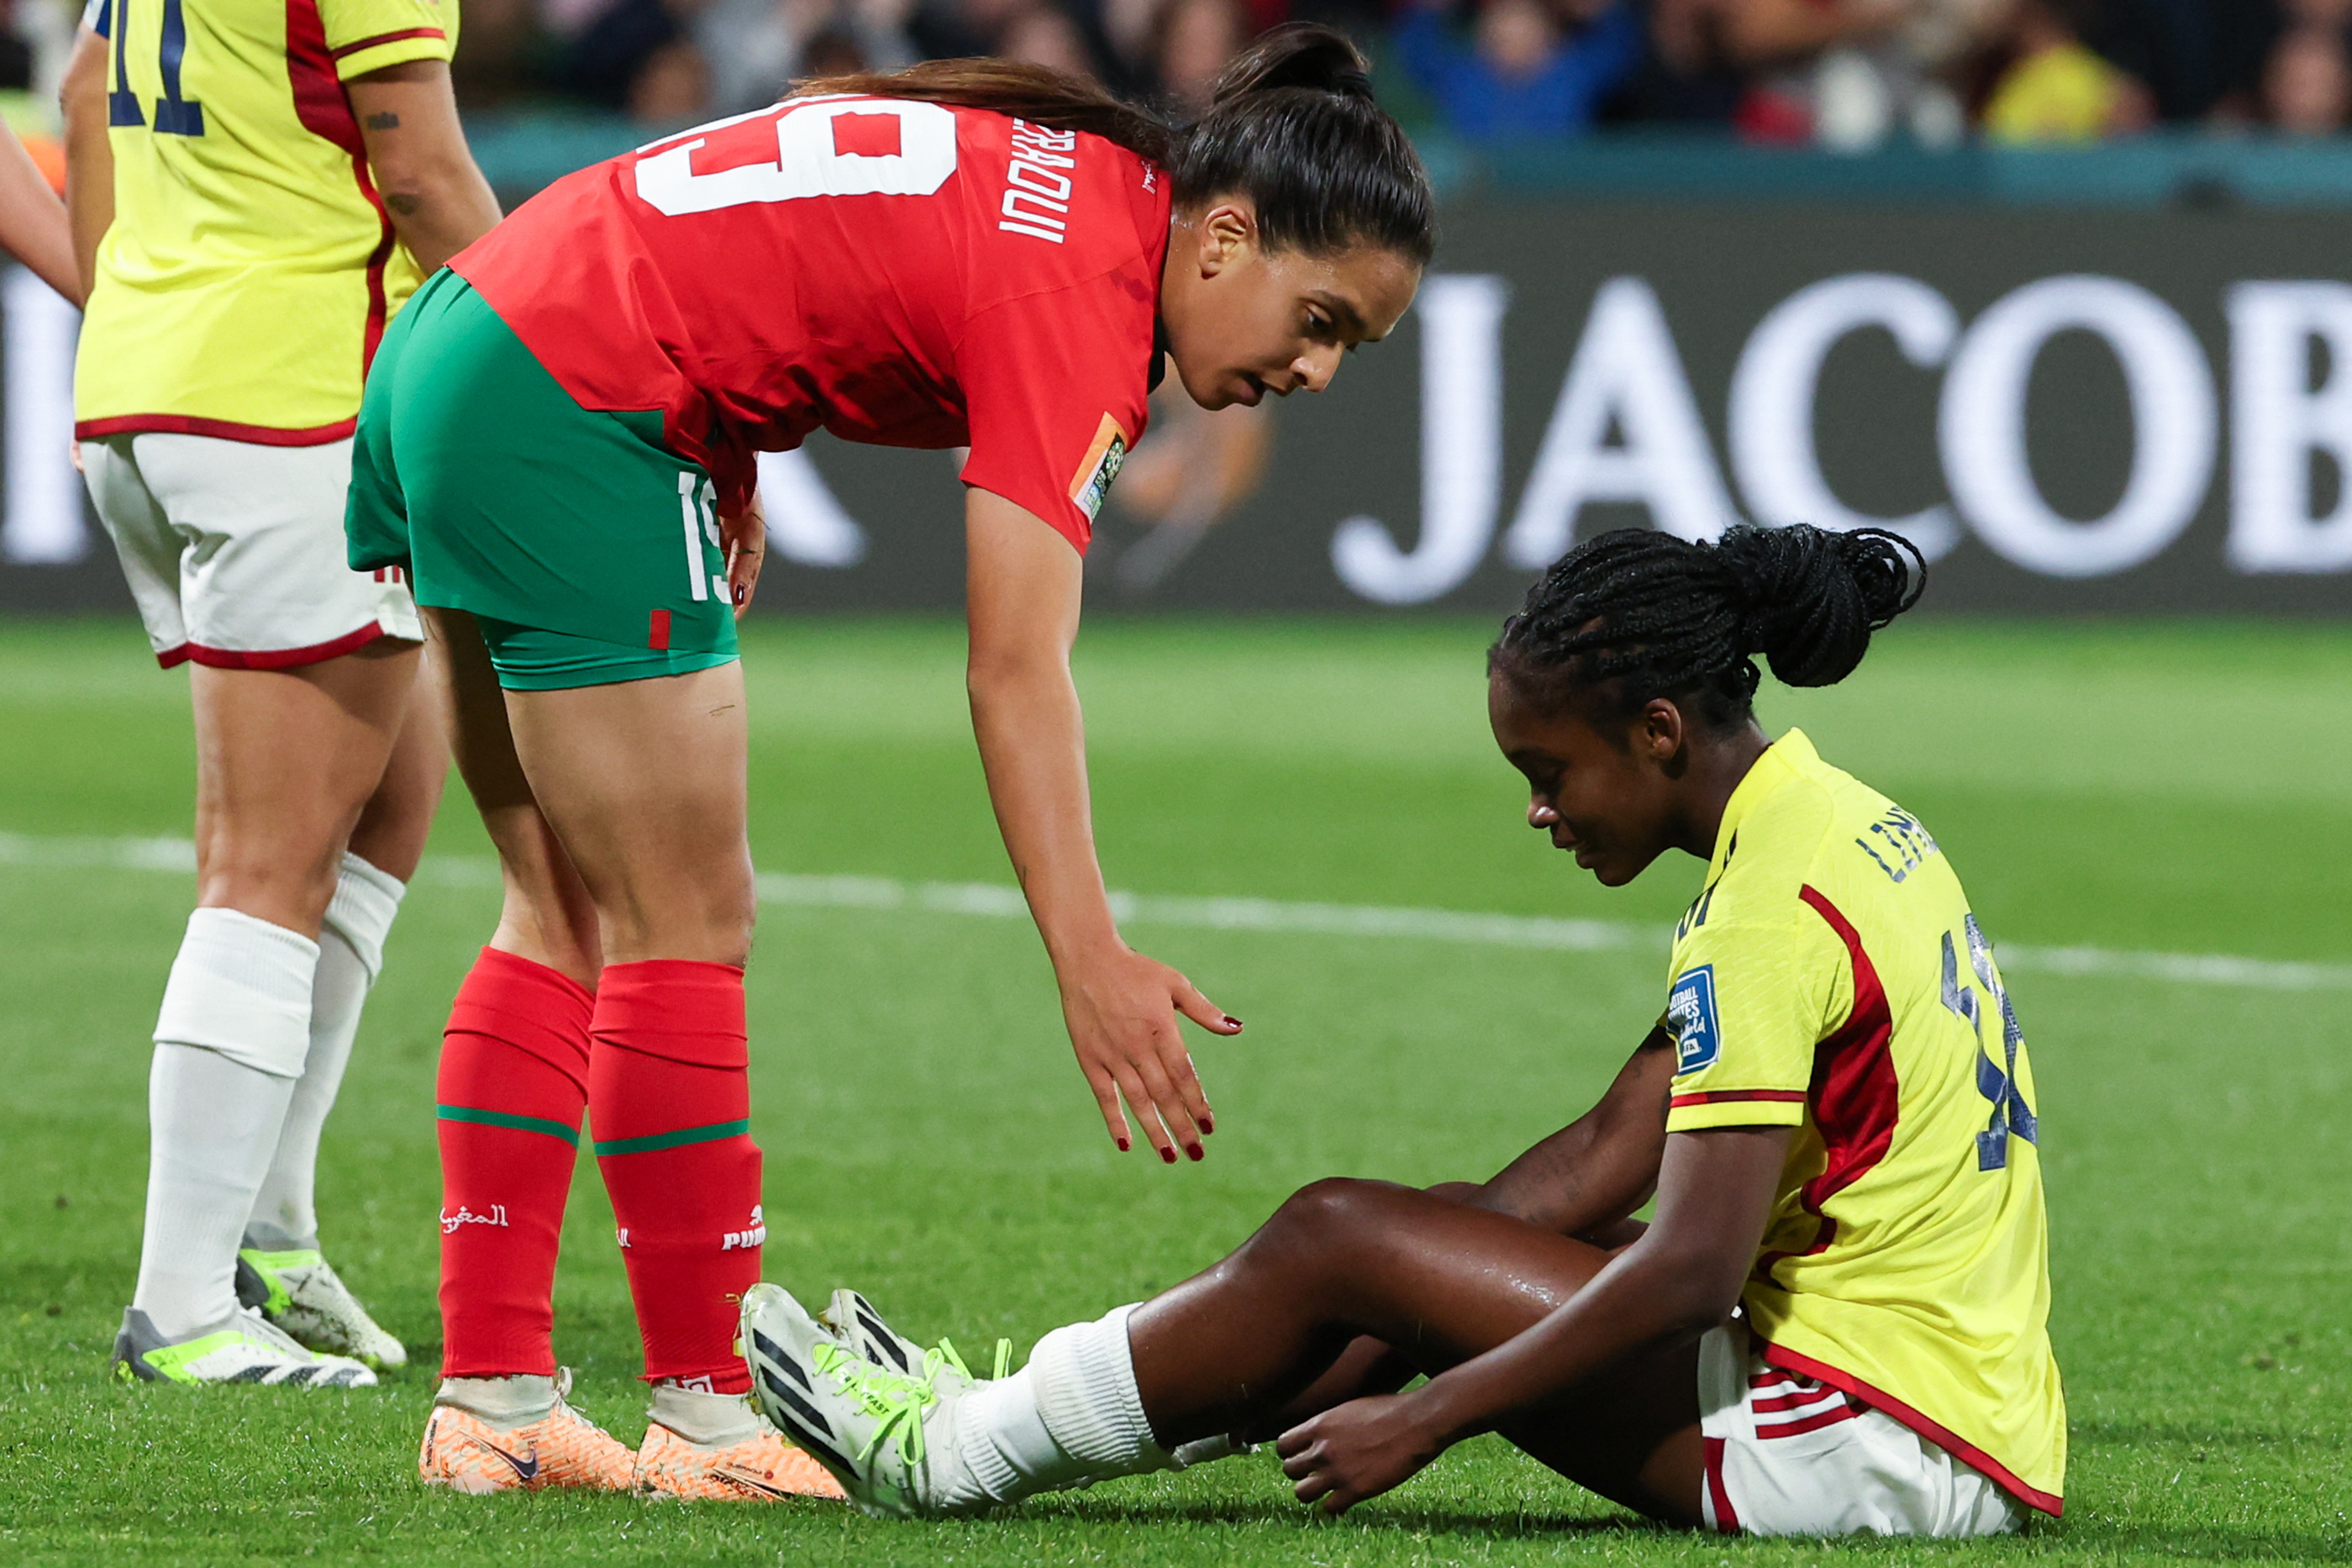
[{"xmin": 101, "ymin": 0, "xmax": 206, "ymax": 135}]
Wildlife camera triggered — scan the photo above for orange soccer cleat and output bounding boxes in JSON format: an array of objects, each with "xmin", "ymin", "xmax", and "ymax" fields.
[
  {"xmin": 418, "ymin": 1371, "xmax": 637, "ymax": 1496},
  {"xmin": 634, "ymin": 1419, "xmax": 849, "ymax": 1502}
]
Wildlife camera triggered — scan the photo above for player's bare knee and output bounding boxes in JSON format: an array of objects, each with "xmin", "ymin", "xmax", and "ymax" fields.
[{"xmin": 1257, "ymin": 1177, "xmax": 1389, "ymax": 1262}]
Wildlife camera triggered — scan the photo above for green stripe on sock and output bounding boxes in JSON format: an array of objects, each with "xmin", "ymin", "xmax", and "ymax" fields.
[
  {"xmin": 592, "ymin": 1118, "xmax": 750, "ymax": 1157},
  {"xmin": 436, "ymin": 1104, "xmax": 581, "ymax": 1146}
]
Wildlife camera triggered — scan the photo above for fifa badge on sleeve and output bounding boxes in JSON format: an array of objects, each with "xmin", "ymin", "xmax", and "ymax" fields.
[{"xmin": 1667, "ymin": 965, "xmax": 1720, "ymax": 1073}]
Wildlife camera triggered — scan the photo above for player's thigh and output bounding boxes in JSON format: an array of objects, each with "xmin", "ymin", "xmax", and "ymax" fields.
[
  {"xmin": 499, "ymin": 661, "xmax": 753, "ymax": 963},
  {"xmin": 346, "ymin": 640, "xmax": 451, "ymax": 882},
  {"xmin": 187, "ymin": 641, "xmax": 424, "ymax": 929},
  {"xmin": 1497, "ymin": 1345, "xmax": 1705, "ymax": 1528},
  {"xmin": 130, "ymin": 432, "xmax": 421, "ymax": 663},
  {"xmin": 1232, "ymin": 1181, "xmax": 1704, "ymax": 1523}
]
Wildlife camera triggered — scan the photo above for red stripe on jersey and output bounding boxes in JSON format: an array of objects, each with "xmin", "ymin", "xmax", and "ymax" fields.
[
  {"xmin": 1797, "ymin": 886, "xmax": 1900, "ymax": 1208},
  {"xmin": 329, "ymin": 25, "xmax": 446, "ymax": 58},
  {"xmin": 75, "ymin": 413, "xmax": 358, "ymax": 446},
  {"xmin": 1753, "ymin": 887, "xmax": 1899, "ymax": 1284},
  {"xmin": 284, "ymin": 0, "xmax": 395, "ymax": 375},
  {"xmin": 1703, "ymin": 1437, "xmax": 1739, "ymax": 1532},
  {"xmin": 158, "ymin": 624, "xmax": 390, "ymax": 671},
  {"xmin": 649, "ymin": 609, "xmax": 672, "ymax": 650},
  {"xmin": 1757, "ymin": 1339, "xmax": 2063, "ymax": 1517},
  {"xmin": 1671, "ymin": 1089, "xmax": 1808, "ymax": 1108},
  {"xmin": 1755, "ymin": 1403, "xmax": 1859, "ymax": 1439}
]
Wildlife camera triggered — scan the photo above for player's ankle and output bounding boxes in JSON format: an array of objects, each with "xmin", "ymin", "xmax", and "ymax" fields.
[
  {"xmin": 435, "ymin": 1373, "xmax": 559, "ymax": 1425},
  {"xmin": 647, "ymin": 1380, "xmax": 762, "ymax": 1446}
]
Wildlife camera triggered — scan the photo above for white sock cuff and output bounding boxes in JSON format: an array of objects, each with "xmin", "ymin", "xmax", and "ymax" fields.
[
  {"xmin": 323, "ymin": 853, "xmax": 405, "ymax": 983},
  {"xmin": 1029, "ymin": 1303, "xmax": 1165, "ymax": 1471},
  {"xmin": 437, "ymin": 1375, "xmax": 558, "ymax": 1426},
  {"xmin": 154, "ymin": 908, "xmax": 318, "ymax": 1080}
]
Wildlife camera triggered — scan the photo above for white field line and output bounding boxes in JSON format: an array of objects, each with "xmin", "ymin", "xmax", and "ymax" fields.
[{"xmin": 3, "ymin": 831, "xmax": 2345, "ymax": 992}]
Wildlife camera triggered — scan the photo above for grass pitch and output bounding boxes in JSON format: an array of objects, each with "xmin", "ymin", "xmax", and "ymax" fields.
[{"xmin": 0, "ymin": 613, "xmax": 2346, "ymax": 1566}]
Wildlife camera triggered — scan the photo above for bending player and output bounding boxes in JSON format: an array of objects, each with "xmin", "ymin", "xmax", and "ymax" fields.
[
  {"xmin": 66, "ymin": 0, "xmax": 500, "ymax": 1386},
  {"xmin": 348, "ymin": 28, "xmax": 1429, "ymax": 1500},
  {"xmin": 745, "ymin": 523, "xmax": 2067, "ymax": 1539}
]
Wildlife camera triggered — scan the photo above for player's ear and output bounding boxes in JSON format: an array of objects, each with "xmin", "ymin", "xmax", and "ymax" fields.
[
  {"xmin": 1639, "ymin": 697, "xmax": 1685, "ymax": 766},
  {"xmin": 1195, "ymin": 200, "xmax": 1255, "ymax": 278}
]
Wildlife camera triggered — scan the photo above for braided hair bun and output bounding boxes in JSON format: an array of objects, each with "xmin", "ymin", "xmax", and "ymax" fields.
[
  {"xmin": 1490, "ymin": 524, "xmax": 1925, "ymax": 730},
  {"xmin": 1718, "ymin": 524, "xmax": 1924, "ymax": 688}
]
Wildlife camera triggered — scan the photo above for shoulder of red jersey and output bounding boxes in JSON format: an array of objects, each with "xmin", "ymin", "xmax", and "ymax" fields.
[{"xmin": 948, "ymin": 107, "xmax": 1171, "ymax": 312}]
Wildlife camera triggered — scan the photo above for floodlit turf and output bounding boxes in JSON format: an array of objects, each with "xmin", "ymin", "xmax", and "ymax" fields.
[{"xmin": 1, "ymin": 613, "xmax": 2346, "ymax": 1566}]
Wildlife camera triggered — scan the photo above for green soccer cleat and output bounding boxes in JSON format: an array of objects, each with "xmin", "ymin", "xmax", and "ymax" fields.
[
  {"xmin": 235, "ymin": 1238, "xmax": 408, "ymax": 1371},
  {"xmin": 741, "ymin": 1283, "xmax": 1005, "ymax": 1518},
  {"xmin": 111, "ymin": 1305, "xmax": 377, "ymax": 1387}
]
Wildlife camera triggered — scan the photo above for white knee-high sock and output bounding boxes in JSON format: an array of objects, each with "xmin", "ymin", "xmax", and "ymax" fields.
[
  {"xmin": 250, "ymin": 855, "xmax": 404, "ymax": 1250},
  {"xmin": 132, "ymin": 908, "xmax": 317, "ymax": 1339},
  {"xmin": 946, "ymin": 1304, "xmax": 1173, "ymax": 1508}
]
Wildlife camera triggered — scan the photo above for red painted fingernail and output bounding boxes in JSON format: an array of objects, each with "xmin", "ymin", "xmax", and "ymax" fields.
[
  {"xmin": 1223, "ymin": 1016, "xmax": 1243, "ymax": 1030},
  {"xmin": 1200, "ymin": 1117, "xmax": 1215, "ymax": 1135},
  {"xmin": 1160, "ymin": 1146, "xmax": 1177, "ymax": 1165},
  {"xmin": 1117, "ymin": 1137, "xmax": 1130, "ymax": 1151},
  {"xmin": 1187, "ymin": 1143, "xmax": 1203, "ymax": 1161}
]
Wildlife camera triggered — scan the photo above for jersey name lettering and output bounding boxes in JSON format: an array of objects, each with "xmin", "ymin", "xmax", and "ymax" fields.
[
  {"xmin": 1855, "ymin": 807, "xmax": 1939, "ymax": 884},
  {"xmin": 1001, "ymin": 118, "xmax": 1076, "ymax": 243}
]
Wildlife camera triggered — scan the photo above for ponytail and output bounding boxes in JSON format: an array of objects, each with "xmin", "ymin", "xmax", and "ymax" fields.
[
  {"xmin": 793, "ymin": 24, "xmax": 1434, "ymax": 266},
  {"xmin": 791, "ymin": 57, "xmax": 1176, "ymax": 166},
  {"xmin": 1490, "ymin": 524, "xmax": 1927, "ymax": 730}
]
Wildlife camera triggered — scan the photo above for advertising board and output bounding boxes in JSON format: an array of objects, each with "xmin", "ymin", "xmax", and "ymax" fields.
[{"xmin": 8, "ymin": 199, "xmax": 2351, "ymax": 614}]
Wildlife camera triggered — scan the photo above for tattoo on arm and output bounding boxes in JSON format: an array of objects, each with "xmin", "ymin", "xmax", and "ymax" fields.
[
  {"xmin": 364, "ymin": 111, "xmax": 400, "ymax": 129},
  {"xmin": 385, "ymin": 192, "xmax": 420, "ymax": 215}
]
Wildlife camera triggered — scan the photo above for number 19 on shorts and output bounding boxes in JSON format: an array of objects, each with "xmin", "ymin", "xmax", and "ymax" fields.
[{"xmin": 679, "ymin": 474, "xmax": 727, "ymax": 604}]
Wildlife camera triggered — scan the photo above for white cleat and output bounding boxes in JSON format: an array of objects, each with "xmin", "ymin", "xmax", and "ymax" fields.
[
  {"xmin": 741, "ymin": 1283, "xmax": 1002, "ymax": 1518},
  {"xmin": 819, "ymin": 1287, "xmax": 931, "ymax": 1379},
  {"xmin": 112, "ymin": 1306, "xmax": 377, "ymax": 1387},
  {"xmin": 237, "ymin": 1239, "xmax": 408, "ymax": 1370}
]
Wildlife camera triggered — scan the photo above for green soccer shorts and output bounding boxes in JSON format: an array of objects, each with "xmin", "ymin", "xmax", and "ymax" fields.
[{"xmin": 347, "ymin": 269, "xmax": 739, "ymax": 691}]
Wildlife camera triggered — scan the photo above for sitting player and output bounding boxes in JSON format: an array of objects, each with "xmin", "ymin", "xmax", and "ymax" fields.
[{"xmin": 741, "ymin": 522, "xmax": 2065, "ymax": 1538}]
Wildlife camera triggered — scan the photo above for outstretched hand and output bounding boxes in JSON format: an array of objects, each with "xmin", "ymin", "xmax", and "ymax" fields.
[
  {"xmin": 721, "ymin": 492, "xmax": 767, "ymax": 620},
  {"xmin": 1276, "ymin": 1392, "xmax": 1444, "ymax": 1514},
  {"xmin": 1060, "ymin": 941, "xmax": 1240, "ymax": 1162}
]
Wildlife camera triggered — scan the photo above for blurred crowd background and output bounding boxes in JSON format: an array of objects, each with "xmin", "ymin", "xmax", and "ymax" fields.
[{"xmin": 0, "ymin": 0, "xmax": 2340, "ymax": 150}]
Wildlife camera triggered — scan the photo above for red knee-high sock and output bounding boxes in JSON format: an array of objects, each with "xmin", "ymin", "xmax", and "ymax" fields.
[
  {"xmin": 436, "ymin": 947, "xmax": 592, "ymax": 1379},
  {"xmin": 589, "ymin": 960, "xmax": 761, "ymax": 1392}
]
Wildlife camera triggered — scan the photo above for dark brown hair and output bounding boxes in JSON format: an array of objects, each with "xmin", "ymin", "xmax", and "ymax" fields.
[{"xmin": 794, "ymin": 24, "xmax": 1434, "ymax": 265}]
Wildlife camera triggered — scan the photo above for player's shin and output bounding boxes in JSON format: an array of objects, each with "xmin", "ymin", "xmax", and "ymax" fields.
[
  {"xmin": 587, "ymin": 960, "xmax": 763, "ymax": 1398},
  {"xmin": 250, "ymin": 852, "xmax": 405, "ymax": 1246},
  {"xmin": 434, "ymin": 947, "xmax": 592, "ymax": 1378},
  {"xmin": 132, "ymin": 909, "xmax": 317, "ymax": 1339}
]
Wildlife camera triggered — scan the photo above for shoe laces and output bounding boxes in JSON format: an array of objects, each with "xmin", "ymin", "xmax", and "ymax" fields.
[
  {"xmin": 235, "ymin": 1307, "xmax": 316, "ymax": 1360},
  {"xmin": 809, "ymin": 1336, "xmax": 1011, "ymax": 1470}
]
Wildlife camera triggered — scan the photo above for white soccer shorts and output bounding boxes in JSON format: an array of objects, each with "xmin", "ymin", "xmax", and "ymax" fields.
[
  {"xmin": 82, "ymin": 432, "xmax": 421, "ymax": 669},
  {"xmin": 1697, "ymin": 1318, "xmax": 2024, "ymax": 1539}
]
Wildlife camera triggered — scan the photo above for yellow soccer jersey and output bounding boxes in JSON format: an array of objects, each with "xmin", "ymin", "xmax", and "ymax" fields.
[
  {"xmin": 1663, "ymin": 729, "xmax": 2064, "ymax": 1517},
  {"xmin": 74, "ymin": 0, "xmax": 456, "ymax": 442}
]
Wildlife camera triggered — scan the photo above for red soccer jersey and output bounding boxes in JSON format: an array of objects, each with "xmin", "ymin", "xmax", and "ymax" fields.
[{"xmin": 450, "ymin": 97, "xmax": 1173, "ymax": 550}]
